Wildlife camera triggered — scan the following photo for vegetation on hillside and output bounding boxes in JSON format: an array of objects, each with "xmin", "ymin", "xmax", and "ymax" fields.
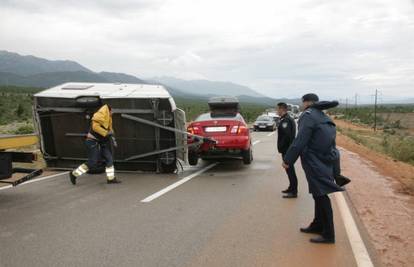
[
  {"xmin": 330, "ymin": 105, "xmax": 414, "ymax": 127},
  {"xmin": 0, "ymin": 86, "xmax": 42, "ymax": 127}
]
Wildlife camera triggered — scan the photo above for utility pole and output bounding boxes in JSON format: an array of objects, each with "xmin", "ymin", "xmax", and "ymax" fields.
[
  {"xmin": 373, "ymin": 89, "xmax": 378, "ymax": 131},
  {"xmin": 345, "ymin": 98, "xmax": 348, "ymax": 116}
]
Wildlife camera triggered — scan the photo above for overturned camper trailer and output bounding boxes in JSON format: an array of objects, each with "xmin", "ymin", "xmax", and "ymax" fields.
[{"xmin": 33, "ymin": 83, "xmax": 186, "ymax": 173}]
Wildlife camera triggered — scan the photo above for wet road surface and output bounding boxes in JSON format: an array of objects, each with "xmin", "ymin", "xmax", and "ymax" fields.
[{"xmin": 0, "ymin": 131, "xmax": 364, "ymax": 267}]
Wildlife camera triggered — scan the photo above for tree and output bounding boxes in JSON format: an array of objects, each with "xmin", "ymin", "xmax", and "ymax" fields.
[{"xmin": 16, "ymin": 103, "xmax": 25, "ymax": 118}]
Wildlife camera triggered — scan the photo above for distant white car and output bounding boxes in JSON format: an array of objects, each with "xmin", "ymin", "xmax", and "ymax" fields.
[{"xmin": 266, "ymin": 112, "xmax": 281, "ymax": 126}]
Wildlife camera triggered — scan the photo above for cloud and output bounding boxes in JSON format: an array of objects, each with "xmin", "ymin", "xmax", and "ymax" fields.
[{"xmin": 1, "ymin": 0, "xmax": 414, "ymax": 99}]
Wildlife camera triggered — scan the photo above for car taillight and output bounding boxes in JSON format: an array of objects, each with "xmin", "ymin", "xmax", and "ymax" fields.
[
  {"xmin": 237, "ymin": 125, "xmax": 248, "ymax": 135},
  {"xmin": 230, "ymin": 125, "xmax": 239, "ymax": 134},
  {"xmin": 230, "ymin": 125, "xmax": 248, "ymax": 135},
  {"xmin": 187, "ymin": 126, "xmax": 201, "ymax": 135}
]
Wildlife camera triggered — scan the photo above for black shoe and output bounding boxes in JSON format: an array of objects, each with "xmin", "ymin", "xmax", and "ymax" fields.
[
  {"xmin": 300, "ymin": 225, "xmax": 323, "ymax": 234},
  {"xmin": 281, "ymin": 188, "xmax": 291, "ymax": 193},
  {"xmin": 335, "ymin": 175, "xmax": 351, "ymax": 187},
  {"xmin": 282, "ymin": 192, "xmax": 298, "ymax": 198},
  {"xmin": 107, "ymin": 178, "xmax": 122, "ymax": 184},
  {"xmin": 69, "ymin": 172, "xmax": 77, "ymax": 185},
  {"xmin": 310, "ymin": 236, "xmax": 335, "ymax": 244}
]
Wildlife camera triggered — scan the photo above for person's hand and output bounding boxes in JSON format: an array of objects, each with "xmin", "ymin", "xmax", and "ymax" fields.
[
  {"xmin": 111, "ymin": 136, "xmax": 118, "ymax": 148},
  {"xmin": 282, "ymin": 162, "xmax": 289, "ymax": 169}
]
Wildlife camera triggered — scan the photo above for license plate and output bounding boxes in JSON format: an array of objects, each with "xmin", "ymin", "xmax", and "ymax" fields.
[
  {"xmin": 259, "ymin": 125, "xmax": 266, "ymax": 128},
  {"xmin": 205, "ymin": 126, "xmax": 227, "ymax": 132}
]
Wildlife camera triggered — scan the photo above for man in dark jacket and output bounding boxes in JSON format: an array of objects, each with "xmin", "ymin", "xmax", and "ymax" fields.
[
  {"xmin": 311, "ymin": 101, "xmax": 351, "ymax": 187},
  {"xmin": 276, "ymin": 102, "xmax": 298, "ymax": 198},
  {"xmin": 282, "ymin": 93, "xmax": 343, "ymax": 244}
]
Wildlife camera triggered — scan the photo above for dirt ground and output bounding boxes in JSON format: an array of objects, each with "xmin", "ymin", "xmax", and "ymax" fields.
[{"xmin": 336, "ymin": 129, "xmax": 414, "ymax": 266}]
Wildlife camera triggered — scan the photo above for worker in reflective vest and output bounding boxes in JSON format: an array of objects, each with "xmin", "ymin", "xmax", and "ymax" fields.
[{"xmin": 70, "ymin": 104, "xmax": 121, "ymax": 185}]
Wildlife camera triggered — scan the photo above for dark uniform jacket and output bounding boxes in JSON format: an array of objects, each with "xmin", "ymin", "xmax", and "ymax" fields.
[
  {"xmin": 277, "ymin": 113, "xmax": 296, "ymax": 155},
  {"xmin": 283, "ymin": 102, "xmax": 343, "ymax": 196}
]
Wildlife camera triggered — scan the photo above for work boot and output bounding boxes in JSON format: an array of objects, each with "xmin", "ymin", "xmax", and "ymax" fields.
[
  {"xmin": 310, "ymin": 236, "xmax": 335, "ymax": 244},
  {"xmin": 335, "ymin": 175, "xmax": 351, "ymax": 187},
  {"xmin": 107, "ymin": 178, "xmax": 122, "ymax": 184},
  {"xmin": 283, "ymin": 192, "xmax": 297, "ymax": 198},
  {"xmin": 300, "ymin": 224, "xmax": 323, "ymax": 234},
  {"xmin": 69, "ymin": 172, "xmax": 77, "ymax": 185},
  {"xmin": 281, "ymin": 188, "xmax": 291, "ymax": 193}
]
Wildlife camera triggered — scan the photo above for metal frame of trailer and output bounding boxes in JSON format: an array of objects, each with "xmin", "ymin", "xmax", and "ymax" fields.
[{"xmin": 33, "ymin": 83, "xmax": 189, "ymax": 173}]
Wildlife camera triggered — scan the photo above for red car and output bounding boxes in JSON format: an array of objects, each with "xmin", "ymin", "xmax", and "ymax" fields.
[{"xmin": 187, "ymin": 97, "xmax": 253, "ymax": 165}]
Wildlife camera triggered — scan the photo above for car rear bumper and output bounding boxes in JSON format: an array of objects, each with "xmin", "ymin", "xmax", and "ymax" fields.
[
  {"xmin": 189, "ymin": 135, "xmax": 250, "ymax": 153},
  {"xmin": 254, "ymin": 125, "xmax": 274, "ymax": 130},
  {"xmin": 200, "ymin": 149, "xmax": 244, "ymax": 159},
  {"xmin": 206, "ymin": 135, "xmax": 250, "ymax": 149}
]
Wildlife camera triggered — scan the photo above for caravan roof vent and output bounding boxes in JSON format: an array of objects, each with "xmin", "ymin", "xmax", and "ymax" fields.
[{"xmin": 62, "ymin": 84, "xmax": 94, "ymax": 90}]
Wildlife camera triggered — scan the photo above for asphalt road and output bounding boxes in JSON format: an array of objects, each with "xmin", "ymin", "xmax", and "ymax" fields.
[{"xmin": 0, "ymin": 131, "xmax": 362, "ymax": 267}]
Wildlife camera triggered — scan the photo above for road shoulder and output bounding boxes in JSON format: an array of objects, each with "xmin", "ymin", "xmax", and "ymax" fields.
[{"xmin": 338, "ymin": 136, "xmax": 414, "ymax": 267}]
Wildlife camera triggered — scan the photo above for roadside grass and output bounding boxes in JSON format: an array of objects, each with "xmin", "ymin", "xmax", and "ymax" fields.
[
  {"xmin": 332, "ymin": 105, "xmax": 414, "ymax": 166},
  {"xmin": 337, "ymin": 124, "xmax": 414, "ymax": 166},
  {"xmin": 0, "ymin": 121, "xmax": 35, "ymax": 135}
]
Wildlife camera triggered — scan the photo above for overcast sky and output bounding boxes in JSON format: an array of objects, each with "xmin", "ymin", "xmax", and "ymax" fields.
[{"xmin": 1, "ymin": 0, "xmax": 414, "ymax": 100}]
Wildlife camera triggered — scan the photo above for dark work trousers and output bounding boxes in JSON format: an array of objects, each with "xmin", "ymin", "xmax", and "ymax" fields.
[
  {"xmin": 282, "ymin": 153, "xmax": 298, "ymax": 193},
  {"xmin": 85, "ymin": 139, "xmax": 113, "ymax": 169},
  {"xmin": 312, "ymin": 194, "xmax": 335, "ymax": 239}
]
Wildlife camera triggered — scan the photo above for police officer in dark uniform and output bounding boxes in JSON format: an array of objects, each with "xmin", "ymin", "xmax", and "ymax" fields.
[
  {"xmin": 311, "ymin": 101, "xmax": 351, "ymax": 187},
  {"xmin": 282, "ymin": 93, "xmax": 343, "ymax": 244},
  {"xmin": 276, "ymin": 102, "xmax": 298, "ymax": 198}
]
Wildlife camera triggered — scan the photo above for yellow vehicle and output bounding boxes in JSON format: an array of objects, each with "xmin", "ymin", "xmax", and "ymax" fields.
[{"xmin": 0, "ymin": 134, "xmax": 43, "ymax": 186}]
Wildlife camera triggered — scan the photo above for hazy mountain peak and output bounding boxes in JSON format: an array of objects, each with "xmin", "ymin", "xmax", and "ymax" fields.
[
  {"xmin": 152, "ymin": 76, "xmax": 265, "ymax": 98},
  {"xmin": 0, "ymin": 50, "xmax": 91, "ymax": 76}
]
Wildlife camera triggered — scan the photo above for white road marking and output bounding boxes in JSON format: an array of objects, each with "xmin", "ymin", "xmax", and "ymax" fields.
[
  {"xmin": 141, "ymin": 163, "xmax": 219, "ymax": 203},
  {"xmin": 252, "ymin": 140, "xmax": 261, "ymax": 146},
  {"xmin": 335, "ymin": 192, "xmax": 374, "ymax": 267},
  {"xmin": 0, "ymin": 172, "xmax": 69, "ymax": 191},
  {"xmin": 0, "ymin": 184, "xmax": 12, "ymax": 191},
  {"xmin": 267, "ymin": 131, "xmax": 276, "ymax": 137}
]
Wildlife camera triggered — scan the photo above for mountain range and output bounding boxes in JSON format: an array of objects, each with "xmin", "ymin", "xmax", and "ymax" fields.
[{"xmin": 0, "ymin": 50, "xmax": 280, "ymax": 105}]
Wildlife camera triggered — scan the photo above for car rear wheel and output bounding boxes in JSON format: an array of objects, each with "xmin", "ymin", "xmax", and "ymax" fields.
[
  {"xmin": 242, "ymin": 148, "xmax": 253, "ymax": 165},
  {"xmin": 188, "ymin": 151, "xmax": 199, "ymax": 166}
]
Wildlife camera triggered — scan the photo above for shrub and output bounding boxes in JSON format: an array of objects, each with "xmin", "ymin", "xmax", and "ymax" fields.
[
  {"xmin": 13, "ymin": 124, "xmax": 34, "ymax": 135},
  {"xmin": 384, "ymin": 136, "xmax": 414, "ymax": 164}
]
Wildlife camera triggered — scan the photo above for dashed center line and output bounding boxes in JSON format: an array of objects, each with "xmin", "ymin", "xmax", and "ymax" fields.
[
  {"xmin": 141, "ymin": 163, "xmax": 218, "ymax": 203},
  {"xmin": 252, "ymin": 140, "xmax": 261, "ymax": 146}
]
